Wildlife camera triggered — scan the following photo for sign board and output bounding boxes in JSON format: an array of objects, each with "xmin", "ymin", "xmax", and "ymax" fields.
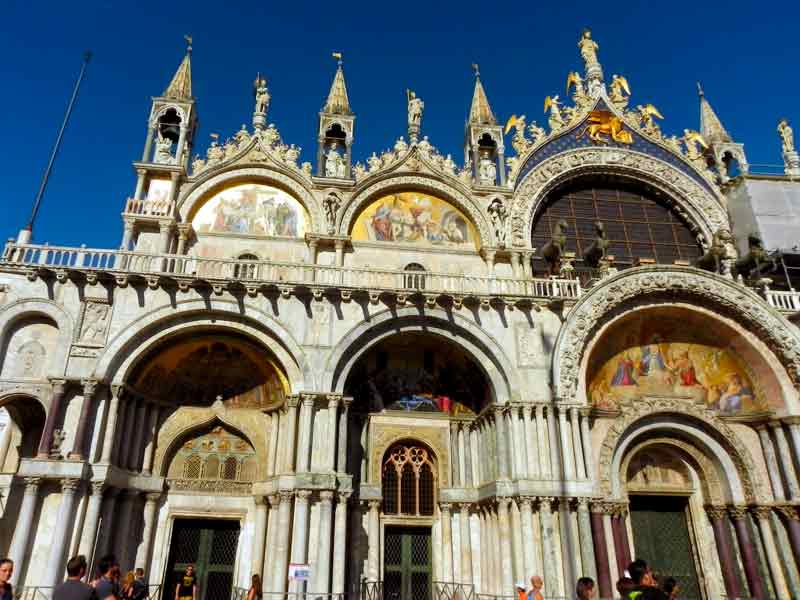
[{"xmin": 288, "ymin": 563, "xmax": 311, "ymax": 581}]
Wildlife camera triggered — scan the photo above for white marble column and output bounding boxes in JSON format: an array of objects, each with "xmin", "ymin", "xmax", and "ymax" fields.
[
  {"xmin": 536, "ymin": 405, "xmax": 549, "ymax": 478},
  {"xmin": 470, "ymin": 428, "xmax": 481, "ymax": 484},
  {"xmin": 45, "ymin": 479, "xmax": 81, "ymax": 586},
  {"xmin": 263, "ymin": 495, "xmax": 279, "ymax": 588},
  {"xmin": 450, "ymin": 423, "xmax": 461, "ymax": 486},
  {"xmin": 576, "ymin": 498, "xmax": 597, "ymax": 580},
  {"xmin": 141, "ymin": 405, "xmax": 160, "ymax": 475},
  {"xmin": 96, "ymin": 488, "xmax": 119, "ymax": 558},
  {"xmin": 579, "ymin": 409, "xmax": 593, "ymax": 480},
  {"xmin": 267, "ymin": 413, "xmax": 280, "ymax": 476},
  {"xmin": 289, "ymin": 490, "xmax": 312, "ymax": 594},
  {"xmin": 297, "ymin": 395, "xmax": 315, "ymax": 472},
  {"xmin": 316, "ymin": 491, "xmax": 334, "ymax": 594},
  {"xmin": 78, "ymin": 482, "xmax": 105, "ymax": 560},
  {"xmin": 100, "ymin": 386, "xmax": 121, "ymax": 463},
  {"xmin": 523, "ymin": 406, "xmax": 538, "ymax": 479},
  {"xmin": 509, "ymin": 500, "xmax": 524, "ymax": 583},
  {"xmin": 116, "ymin": 398, "xmax": 135, "ymax": 468},
  {"xmin": 463, "ymin": 426, "xmax": 473, "ymax": 487},
  {"xmin": 772, "ymin": 423, "xmax": 800, "ymax": 500},
  {"xmin": 519, "ymin": 498, "xmax": 536, "ymax": 583},
  {"xmin": 459, "ymin": 504, "xmax": 473, "ymax": 584},
  {"xmin": 272, "ymin": 491, "xmax": 293, "ymax": 594},
  {"xmin": 753, "ymin": 506, "xmax": 790, "ymax": 598},
  {"xmin": 506, "ymin": 409, "xmax": 519, "ymax": 478},
  {"xmin": 497, "ymin": 499, "xmax": 513, "ymax": 592},
  {"xmin": 546, "ymin": 406, "xmax": 559, "ymax": 479},
  {"xmin": 116, "ymin": 490, "xmax": 137, "ymax": 569},
  {"xmin": 494, "ymin": 407, "xmax": 510, "ymax": 479},
  {"xmin": 130, "ymin": 402, "xmax": 149, "ymax": 470},
  {"xmin": 135, "ymin": 493, "xmax": 160, "ymax": 573},
  {"xmin": 332, "ymin": 492, "xmax": 350, "ymax": 594},
  {"xmin": 326, "ymin": 396, "xmax": 339, "ymax": 472},
  {"xmin": 337, "ymin": 399, "xmax": 351, "ymax": 472},
  {"xmin": 759, "ymin": 425, "xmax": 786, "ymax": 501},
  {"xmin": 367, "ymin": 500, "xmax": 381, "ymax": 582},
  {"xmin": 252, "ymin": 497, "xmax": 268, "ymax": 576},
  {"xmin": 284, "ymin": 398, "xmax": 299, "ymax": 472},
  {"xmin": 786, "ymin": 418, "xmax": 800, "ymax": 468},
  {"xmin": 440, "ymin": 503, "xmax": 454, "ymax": 582},
  {"xmin": 539, "ymin": 497, "xmax": 560, "ymax": 596},
  {"xmin": 513, "ymin": 407, "xmax": 528, "ymax": 478},
  {"xmin": 569, "ymin": 408, "xmax": 586, "ymax": 479},
  {"xmin": 9, "ymin": 477, "xmax": 41, "ymax": 582},
  {"xmin": 557, "ymin": 407, "xmax": 574, "ymax": 479}
]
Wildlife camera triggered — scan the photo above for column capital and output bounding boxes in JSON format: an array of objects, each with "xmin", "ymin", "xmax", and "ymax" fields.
[
  {"xmin": 60, "ymin": 478, "xmax": 82, "ymax": 494},
  {"xmin": 295, "ymin": 490, "xmax": 312, "ymax": 502},
  {"xmin": 320, "ymin": 490, "xmax": 335, "ymax": 503},
  {"xmin": 458, "ymin": 502, "xmax": 471, "ymax": 514},
  {"xmin": 590, "ymin": 500, "xmax": 616, "ymax": 515},
  {"xmin": 90, "ymin": 481, "xmax": 106, "ymax": 495},
  {"xmin": 285, "ymin": 395, "xmax": 300, "ymax": 408},
  {"xmin": 782, "ymin": 416, "xmax": 800, "ymax": 426},
  {"xmin": 538, "ymin": 496, "xmax": 554, "ymax": 512},
  {"xmin": 23, "ymin": 477, "xmax": 42, "ymax": 492},
  {"xmin": 705, "ymin": 504, "xmax": 729, "ymax": 520},
  {"xmin": 337, "ymin": 491, "xmax": 352, "ymax": 503},
  {"xmin": 728, "ymin": 505, "xmax": 750, "ymax": 520},
  {"xmin": 521, "ymin": 405, "xmax": 533, "ymax": 418},
  {"xmin": 326, "ymin": 394, "xmax": 341, "ymax": 409},
  {"xmin": 279, "ymin": 490, "xmax": 295, "ymax": 502},
  {"xmin": 268, "ymin": 494, "xmax": 281, "ymax": 507},
  {"xmin": 110, "ymin": 383, "xmax": 124, "ymax": 399},
  {"xmin": 576, "ymin": 497, "xmax": 591, "ymax": 512},
  {"xmin": 569, "ymin": 406, "xmax": 580, "ymax": 418},
  {"xmin": 342, "ymin": 397, "xmax": 353, "ymax": 410},
  {"xmin": 81, "ymin": 378, "xmax": 99, "ymax": 398},
  {"xmin": 751, "ymin": 505, "xmax": 774, "ymax": 520},
  {"xmin": 49, "ymin": 378, "xmax": 68, "ymax": 395},
  {"xmin": 439, "ymin": 502, "xmax": 453, "ymax": 513},
  {"xmin": 768, "ymin": 420, "xmax": 785, "ymax": 430},
  {"xmin": 518, "ymin": 496, "xmax": 535, "ymax": 509},
  {"xmin": 145, "ymin": 492, "xmax": 162, "ymax": 504},
  {"xmin": 495, "ymin": 497, "xmax": 511, "ymax": 511},
  {"xmin": 776, "ymin": 504, "xmax": 800, "ymax": 521},
  {"xmin": 367, "ymin": 499, "xmax": 381, "ymax": 511},
  {"xmin": 300, "ymin": 394, "xmax": 316, "ymax": 407}
]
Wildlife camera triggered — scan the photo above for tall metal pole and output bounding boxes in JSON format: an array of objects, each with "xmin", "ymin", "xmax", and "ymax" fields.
[{"xmin": 19, "ymin": 51, "xmax": 92, "ymax": 243}]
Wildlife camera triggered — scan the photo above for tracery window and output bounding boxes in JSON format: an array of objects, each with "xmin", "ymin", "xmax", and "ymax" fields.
[
  {"xmin": 234, "ymin": 253, "xmax": 259, "ymax": 279},
  {"xmin": 403, "ymin": 263, "xmax": 426, "ymax": 290},
  {"xmin": 531, "ymin": 179, "xmax": 702, "ymax": 273},
  {"xmin": 382, "ymin": 443, "xmax": 436, "ymax": 516}
]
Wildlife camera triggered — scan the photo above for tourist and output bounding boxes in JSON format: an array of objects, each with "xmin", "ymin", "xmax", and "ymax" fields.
[
  {"xmin": 120, "ymin": 571, "xmax": 136, "ymax": 599},
  {"xmin": 54, "ymin": 555, "xmax": 96, "ymax": 600},
  {"xmin": 661, "ymin": 577, "xmax": 679, "ymax": 599},
  {"xmin": 246, "ymin": 574, "xmax": 262, "ymax": 600},
  {"xmin": 625, "ymin": 560, "xmax": 668, "ymax": 599},
  {"xmin": 131, "ymin": 569, "xmax": 148, "ymax": 600},
  {"xmin": 528, "ymin": 575, "xmax": 544, "ymax": 600},
  {"xmin": 616, "ymin": 576, "xmax": 635, "ymax": 598},
  {"xmin": 0, "ymin": 558, "xmax": 13, "ymax": 600},
  {"xmin": 94, "ymin": 554, "xmax": 120, "ymax": 600},
  {"xmin": 515, "ymin": 581, "xmax": 527, "ymax": 600},
  {"xmin": 175, "ymin": 565, "xmax": 197, "ymax": 600},
  {"xmin": 575, "ymin": 576, "xmax": 596, "ymax": 599}
]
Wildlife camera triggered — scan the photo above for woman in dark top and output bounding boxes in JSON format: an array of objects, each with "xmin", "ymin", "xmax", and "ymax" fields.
[
  {"xmin": 246, "ymin": 574, "xmax": 262, "ymax": 600},
  {"xmin": 0, "ymin": 558, "xmax": 13, "ymax": 600},
  {"xmin": 175, "ymin": 566, "xmax": 197, "ymax": 600}
]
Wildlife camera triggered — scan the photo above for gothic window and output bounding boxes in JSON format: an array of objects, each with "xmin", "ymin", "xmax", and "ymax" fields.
[
  {"xmin": 382, "ymin": 443, "xmax": 436, "ymax": 516},
  {"xmin": 202, "ymin": 455, "xmax": 219, "ymax": 479},
  {"xmin": 234, "ymin": 254, "xmax": 258, "ymax": 280},
  {"xmin": 532, "ymin": 178, "xmax": 702, "ymax": 275},
  {"xmin": 184, "ymin": 454, "xmax": 202, "ymax": 479},
  {"xmin": 168, "ymin": 426, "xmax": 257, "ymax": 490},
  {"xmin": 222, "ymin": 456, "xmax": 238, "ymax": 480},
  {"xmin": 403, "ymin": 263, "xmax": 426, "ymax": 290}
]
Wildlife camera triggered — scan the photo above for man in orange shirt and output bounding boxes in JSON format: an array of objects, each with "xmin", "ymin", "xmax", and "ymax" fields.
[{"xmin": 528, "ymin": 575, "xmax": 544, "ymax": 600}]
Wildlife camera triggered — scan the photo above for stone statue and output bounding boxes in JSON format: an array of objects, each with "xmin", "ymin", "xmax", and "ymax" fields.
[
  {"xmin": 636, "ymin": 104, "xmax": 664, "ymax": 136},
  {"xmin": 50, "ymin": 429, "xmax": 67, "ymax": 458},
  {"xmin": 609, "ymin": 74, "xmax": 631, "ymax": 107},
  {"xmin": 544, "ymin": 96, "xmax": 565, "ymax": 132},
  {"xmin": 566, "ymin": 71, "xmax": 591, "ymax": 109},
  {"xmin": 324, "ymin": 194, "xmax": 339, "ymax": 232},
  {"xmin": 254, "ymin": 74, "xmax": 270, "ymax": 114},
  {"xmin": 263, "ymin": 124, "xmax": 280, "ymax": 146},
  {"xmin": 578, "ymin": 29, "xmax": 600, "ymax": 70},
  {"xmin": 154, "ymin": 134, "xmax": 175, "ymax": 164},
  {"xmin": 778, "ymin": 119, "xmax": 795, "ymax": 153},
  {"xmin": 325, "ymin": 142, "xmax": 346, "ymax": 178},
  {"xmin": 417, "ymin": 136, "xmax": 433, "ymax": 158},
  {"xmin": 478, "ymin": 152, "xmax": 497, "ymax": 185},
  {"xmin": 696, "ymin": 228, "xmax": 737, "ymax": 276},
  {"xmin": 443, "ymin": 154, "xmax": 457, "ymax": 175},
  {"xmin": 368, "ymin": 152, "xmax": 382, "ymax": 173},
  {"xmin": 394, "ymin": 136, "xmax": 409, "ymax": 156},
  {"xmin": 487, "ymin": 198, "xmax": 507, "ymax": 245},
  {"xmin": 505, "ymin": 115, "xmax": 530, "ymax": 155},
  {"xmin": 235, "ymin": 125, "xmax": 251, "ymax": 149},
  {"xmin": 528, "ymin": 120, "xmax": 547, "ymax": 145},
  {"xmin": 682, "ymin": 129, "xmax": 708, "ymax": 161},
  {"xmin": 284, "ymin": 144, "xmax": 300, "ymax": 166},
  {"xmin": 541, "ymin": 219, "xmax": 568, "ymax": 275},
  {"xmin": 407, "ymin": 89, "xmax": 424, "ymax": 141}
]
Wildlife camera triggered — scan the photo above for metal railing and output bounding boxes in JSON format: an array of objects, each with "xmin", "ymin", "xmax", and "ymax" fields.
[
  {"xmin": 0, "ymin": 242, "xmax": 582, "ymax": 301},
  {"xmin": 231, "ymin": 589, "xmax": 345, "ymax": 600},
  {"xmin": 434, "ymin": 581, "xmax": 475, "ymax": 600}
]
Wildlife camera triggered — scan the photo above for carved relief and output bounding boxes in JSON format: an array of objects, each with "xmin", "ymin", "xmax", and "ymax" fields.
[
  {"xmin": 78, "ymin": 300, "xmax": 111, "ymax": 345},
  {"xmin": 515, "ymin": 322, "xmax": 544, "ymax": 368},
  {"xmin": 304, "ymin": 301, "xmax": 332, "ymax": 347}
]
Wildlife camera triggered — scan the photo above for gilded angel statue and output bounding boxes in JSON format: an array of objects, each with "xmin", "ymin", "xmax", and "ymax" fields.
[
  {"xmin": 544, "ymin": 95, "xmax": 565, "ymax": 131},
  {"xmin": 636, "ymin": 104, "xmax": 664, "ymax": 136},
  {"xmin": 682, "ymin": 129, "xmax": 709, "ymax": 160},
  {"xmin": 505, "ymin": 114, "xmax": 531, "ymax": 155},
  {"xmin": 528, "ymin": 121, "xmax": 547, "ymax": 145},
  {"xmin": 609, "ymin": 75, "xmax": 631, "ymax": 107}
]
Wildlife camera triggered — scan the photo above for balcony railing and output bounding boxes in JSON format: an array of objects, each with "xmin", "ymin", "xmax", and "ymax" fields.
[
  {"xmin": 123, "ymin": 197, "xmax": 175, "ymax": 217},
  {"xmin": 0, "ymin": 242, "xmax": 582, "ymax": 301},
  {"xmin": 763, "ymin": 288, "xmax": 800, "ymax": 312}
]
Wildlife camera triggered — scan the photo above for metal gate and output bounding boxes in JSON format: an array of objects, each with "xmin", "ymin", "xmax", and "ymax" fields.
[
  {"xmin": 164, "ymin": 519, "xmax": 241, "ymax": 600},
  {"xmin": 384, "ymin": 527, "xmax": 432, "ymax": 600},
  {"xmin": 630, "ymin": 496, "xmax": 702, "ymax": 599}
]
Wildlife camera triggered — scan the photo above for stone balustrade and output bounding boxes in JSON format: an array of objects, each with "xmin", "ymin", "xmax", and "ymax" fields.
[
  {"xmin": 763, "ymin": 288, "xmax": 800, "ymax": 313},
  {"xmin": 123, "ymin": 197, "xmax": 175, "ymax": 217},
  {"xmin": 1, "ymin": 241, "xmax": 581, "ymax": 303}
]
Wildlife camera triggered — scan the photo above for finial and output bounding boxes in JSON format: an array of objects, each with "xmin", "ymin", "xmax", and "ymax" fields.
[
  {"xmin": 332, "ymin": 51, "xmax": 343, "ymax": 66},
  {"xmin": 184, "ymin": 34, "xmax": 193, "ymax": 55},
  {"xmin": 697, "ymin": 81, "xmax": 704, "ymax": 97},
  {"xmin": 472, "ymin": 63, "xmax": 480, "ymax": 78}
]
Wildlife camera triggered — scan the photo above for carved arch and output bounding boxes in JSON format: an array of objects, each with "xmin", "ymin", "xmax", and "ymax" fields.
[{"xmin": 511, "ymin": 147, "xmax": 729, "ymax": 248}]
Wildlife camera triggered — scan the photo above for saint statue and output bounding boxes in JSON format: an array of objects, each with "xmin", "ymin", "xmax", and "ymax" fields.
[
  {"xmin": 407, "ymin": 90, "xmax": 424, "ymax": 132},
  {"xmin": 254, "ymin": 74, "xmax": 270, "ymax": 115},
  {"xmin": 578, "ymin": 29, "xmax": 600, "ymax": 70},
  {"xmin": 778, "ymin": 119, "xmax": 795, "ymax": 154},
  {"xmin": 488, "ymin": 199, "xmax": 507, "ymax": 244},
  {"xmin": 154, "ymin": 134, "xmax": 175, "ymax": 164},
  {"xmin": 324, "ymin": 194, "xmax": 339, "ymax": 231},
  {"xmin": 478, "ymin": 151, "xmax": 497, "ymax": 185},
  {"xmin": 325, "ymin": 142, "xmax": 346, "ymax": 178}
]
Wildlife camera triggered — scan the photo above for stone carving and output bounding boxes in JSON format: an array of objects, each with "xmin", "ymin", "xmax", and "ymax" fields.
[
  {"xmin": 528, "ymin": 121, "xmax": 547, "ymax": 145},
  {"xmin": 325, "ymin": 142, "xmax": 347, "ymax": 178},
  {"xmin": 578, "ymin": 29, "xmax": 600, "ymax": 70},
  {"xmin": 506, "ymin": 115, "xmax": 531, "ymax": 155},
  {"xmin": 324, "ymin": 194, "xmax": 340, "ymax": 233},
  {"xmin": 154, "ymin": 134, "xmax": 175, "ymax": 165},
  {"xmin": 478, "ymin": 152, "xmax": 497, "ymax": 186},
  {"xmin": 253, "ymin": 74, "xmax": 270, "ymax": 115},
  {"xmin": 543, "ymin": 95, "xmax": 565, "ymax": 132},
  {"xmin": 778, "ymin": 119, "xmax": 795, "ymax": 153},
  {"xmin": 609, "ymin": 74, "xmax": 631, "ymax": 108},
  {"xmin": 304, "ymin": 301, "xmax": 332, "ymax": 347},
  {"xmin": 487, "ymin": 198, "xmax": 507, "ymax": 246},
  {"xmin": 515, "ymin": 323, "xmax": 544, "ymax": 368},
  {"xmin": 407, "ymin": 89, "xmax": 424, "ymax": 142},
  {"xmin": 50, "ymin": 429, "xmax": 66, "ymax": 458},
  {"xmin": 369, "ymin": 424, "xmax": 449, "ymax": 486},
  {"xmin": 634, "ymin": 104, "xmax": 664, "ymax": 137},
  {"xmin": 17, "ymin": 340, "xmax": 46, "ymax": 378},
  {"xmin": 79, "ymin": 301, "xmax": 110, "ymax": 344},
  {"xmin": 695, "ymin": 228, "xmax": 737, "ymax": 276}
]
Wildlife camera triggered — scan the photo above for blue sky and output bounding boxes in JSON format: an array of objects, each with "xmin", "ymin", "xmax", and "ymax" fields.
[{"xmin": 2, "ymin": 0, "xmax": 798, "ymax": 249}]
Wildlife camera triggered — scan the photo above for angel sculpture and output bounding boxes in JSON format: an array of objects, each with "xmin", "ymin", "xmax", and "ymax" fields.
[
  {"xmin": 528, "ymin": 121, "xmax": 547, "ymax": 145},
  {"xmin": 682, "ymin": 129, "xmax": 709, "ymax": 160},
  {"xmin": 778, "ymin": 119, "xmax": 795, "ymax": 154},
  {"xmin": 505, "ymin": 114, "xmax": 531, "ymax": 155},
  {"xmin": 636, "ymin": 104, "xmax": 664, "ymax": 136},
  {"xmin": 544, "ymin": 95, "xmax": 565, "ymax": 132},
  {"xmin": 566, "ymin": 71, "xmax": 588, "ymax": 103},
  {"xmin": 253, "ymin": 74, "xmax": 270, "ymax": 115},
  {"xmin": 609, "ymin": 74, "xmax": 631, "ymax": 107}
]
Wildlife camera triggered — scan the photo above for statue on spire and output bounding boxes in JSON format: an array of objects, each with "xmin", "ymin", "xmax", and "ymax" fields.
[
  {"xmin": 407, "ymin": 89, "xmax": 424, "ymax": 143},
  {"xmin": 578, "ymin": 28, "xmax": 604, "ymax": 95},
  {"xmin": 778, "ymin": 119, "xmax": 795, "ymax": 154},
  {"xmin": 254, "ymin": 74, "xmax": 270, "ymax": 114}
]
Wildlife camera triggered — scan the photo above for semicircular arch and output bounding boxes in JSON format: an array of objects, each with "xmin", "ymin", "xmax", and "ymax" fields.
[{"xmin": 511, "ymin": 147, "xmax": 728, "ymax": 249}]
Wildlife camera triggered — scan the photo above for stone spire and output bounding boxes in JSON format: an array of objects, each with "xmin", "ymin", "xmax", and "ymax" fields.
[
  {"xmin": 323, "ymin": 54, "xmax": 352, "ymax": 115},
  {"xmin": 698, "ymin": 82, "xmax": 732, "ymax": 144},
  {"xmin": 163, "ymin": 36, "xmax": 193, "ymax": 100},
  {"xmin": 468, "ymin": 64, "xmax": 497, "ymax": 125}
]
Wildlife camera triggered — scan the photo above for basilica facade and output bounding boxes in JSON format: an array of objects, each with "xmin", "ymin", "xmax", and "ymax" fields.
[{"xmin": 2, "ymin": 32, "xmax": 800, "ymax": 600}]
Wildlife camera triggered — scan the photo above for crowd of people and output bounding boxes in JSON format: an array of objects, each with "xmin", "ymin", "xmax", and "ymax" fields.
[{"xmin": 513, "ymin": 559, "xmax": 681, "ymax": 600}]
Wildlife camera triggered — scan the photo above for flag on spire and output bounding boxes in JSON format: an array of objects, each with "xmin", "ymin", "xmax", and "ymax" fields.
[
  {"xmin": 323, "ymin": 53, "xmax": 352, "ymax": 115},
  {"xmin": 163, "ymin": 36, "xmax": 193, "ymax": 99}
]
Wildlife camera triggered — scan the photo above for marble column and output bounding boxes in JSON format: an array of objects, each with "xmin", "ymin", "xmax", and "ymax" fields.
[
  {"xmin": 289, "ymin": 490, "xmax": 312, "ymax": 594},
  {"xmin": 78, "ymin": 482, "xmax": 105, "ymax": 561},
  {"xmin": 367, "ymin": 500, "xmax": 381, "ymax": 582},
  {"xmin": 470, "ymin": 428, "xmax": 481, "ymax": 484},
  {"xmin": 539, "ymin": 497, "xmax": 560, "ymax": 597},
  {"xmin": 509, "ymin": 500, "xmax": 524, "ymax": 583},
  {"xmin": 332, "ymin": 492, "xmax": 350, "ymax": 595},
  {"xmin": 522, "ymin": 406, "xmax": 537, "ymax": 479},
  {"xmin": 141, "ymin": 404, "xmax": 160, "ymax": 475},
  {"xmin": 536, "ymin": 405, "xmax": 549, "ymax": 478},
  {"xmin": 337, "ymin": 399, "xmax": 351, "ymax": 472},
  {"xmin": 272, "ymin": 491, "xmax": 293, "ymax": 594},
  {"xmin": 38, "ymin": 379, "xmax": 67, "ymax": 457},
  {"xmin": 459, "ymin": 504, "xmax": 473, "ymax": 585},
  {"xmin": 730, "ymin": 505, "xmax": 768, "ymax": 599},
  {"xmin": 772, "ymin": 423, "xmax": 800, "ymax": 500},
  {"xmin": 507, "ymin": 409, "xmax": 519, "ymax": 478},
  {"xmin": 576, "ymin": 498, "xmax": 597, "ymax": 580},
  {"xmin": 284, "ymin": 397, "xmax": 299, "ymax": 472},
  {"xmin": 135, "ymin": 493, "xmax": 160, "ymax": 574},
  {"xmin": 440, "ymin": 503, "xmax": 454, "ymax": 582},
  {"xmin": 262, "ymin": 495, "xmax": 279, "ymax": 588},
  {"xmin": 706, "ymin": 506, "xmax": 743, "ymax": 599},
  {"xmin": 116, "ymin": 490, "xmax": 138, "ymax": 569},
  {"xmin": 494, "ymin": 407, "xmax": 510, "ymax": 479},
  {"xmin": 519, "ymin": 498, "xmax": 538, "ymax": 583},
  {"xmin": 129, "ymin": 402, "xmax": 149, "ymax": 470},
  {"xmin": 589, "ymin": 504, "xmax": 612, "ymax": 599},
  {"xmin": 45, "ymin": 479, "xmax": 81, "ymax": 586},
  {"xmin": 316, "ymin": 492, "xmax": 334, "ymax": 594},
  {"xmin": 752, "ymin": 506, "xmax": 789, "ymax": 598},
  {"xmin": 96, "ymin": 488, "xmax": 119, "ymax": 559},
  {"xmin": 8, "ymin": 477, "xmax": 41, "ymax": 581},
  {"xmin": 614, "ymin": 505, "xmax": 632, "ymax": 569},
  {"xmin": 557, "ymin": 407, "xmax": 574, "ymax": 479},
  {"xmin": 569, "ymin": 408, "xmax": 586, "ymax": 479},
  {"xmin": 296, "ymin": 395, "xmax": 315, "ymax": 472},
  {"xmin": 462, "ymin": 427, "xmax": 473, "ymax": 487},
  {"xmin": 450, "ymin": 423, "xmax": 461, "ymax": 486},
  {"xmin": 579, "ymin": 409, "xmax": 593, "ymax": 481},
  {"xmin": 514, "ymin": 408, "xmax": 529, "ymax": 478},
  {"xmin": 100, "ymin": 385, "xmax": 121, "ymax": 463},
  {"xmin": 777, "ymin": 505, "xmax": 800, "ymax": 569},
  {"xmin": 546, "ymin": 407, "xmax": 559, "ymax": 479},
  {"xmin": 786, "ymin": 418, "xmax": 800, "ymax": 472},
  {"xmin": 252, "ymin": 497, "xmax": 268, "ymax": 577},
  {"xmin": 115, "ymin": 397, "xmax": 134, "ymax": 467},
  {"xmin": 69, "ymin": 379, "xmax": 98, "ymax": 459},
  {"xmin": 758, "ymin": 425, "xmax": 786, "ymax": 501},
  {"xmin": 326, "ymin": 396, "xmax": 339, "ymax": 472},
  {"xmin": 497, "ymin": 499, "xmax": 513, "ymax": 592}
]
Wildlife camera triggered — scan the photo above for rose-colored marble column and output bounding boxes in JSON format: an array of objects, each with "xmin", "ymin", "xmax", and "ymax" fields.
[
  {"xmin": 729, "ymin": 505, "xmax": 767, "ymax": 599},
  {"xmin": 590, "ymin": 503, "xmax": 613, "ymax": 599},
  {"xmin": 706, "ymin": 505, "xmax": 743, "ymax": 598}
]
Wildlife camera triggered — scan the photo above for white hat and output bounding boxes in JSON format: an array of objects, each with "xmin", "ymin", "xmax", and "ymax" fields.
[{"xmin": 516, "ymin": 582, "xmax": 526, "ymax": 589}]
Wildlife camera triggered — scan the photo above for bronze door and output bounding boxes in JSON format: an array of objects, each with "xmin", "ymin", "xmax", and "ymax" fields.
[{"xmin": 383, "ymin": 527, "xmax": 432, "ymax": 600}]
